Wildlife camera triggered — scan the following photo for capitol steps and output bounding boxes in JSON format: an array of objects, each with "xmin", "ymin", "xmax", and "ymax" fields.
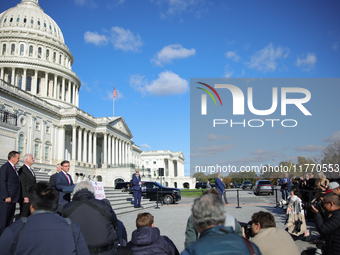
[{"xmin": 14, "ymin": 171, "xmax": 155, "ymax": 216}]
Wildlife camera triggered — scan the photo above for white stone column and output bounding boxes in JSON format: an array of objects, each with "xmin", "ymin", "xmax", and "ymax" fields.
[
  {"xmin": 61, "ymin": 78, "xmax": 65, "ymax": 101},
  {"xmin": 115, "ymin": 138, "xmax": 118, "ymax": 166},
  {"xmin": 11, "ymin": 68, "xmax": 15, "ymax": 86},
  {"xmin": 58, "ymin": 125, "xmax": 65, "ymax": 161},
  {"xmin": 103, "ymin": 133, "xmax": 107, "ymax": 165},
  {"xmin": 88, "ymin": 132, "xmax": 93, "ymax": 165},
  {"xmin": 77, "ymin": 127, "xmax": 82, "ymax": 161},
  {"xmin": 41, "ymin": 120, "xmax": 45, "ymax": 160},
  {"xmin": 76, "ymin": 86, "xmax": 79, "ymax": 107},
  {"xmin": 168, "ymin": 159, "xmax": 174, "ymax": 177},
  {"xmin": 93, "ymin": 133, "xmax": 97, "ymax": 166},
  {"xmin": 22, "ymin": 68, "xmax": 27, "ymax": 91},
  {"xmin": 52, "ymin": 124, "xmax": 58, "ymax": 161},
  {"xmin": 123, "ymin": 141, "xmax": 126, "ymax": 165},
  {"xmin": 32, "ymin": 70, "xmax": 37, "ymax": 95},
  {"xmin": 72, "ymin": 83, "xmax": 75, "ymax": 105},
  {"xmin": 83, "ymin": 129, "xmax": 87, "ymax": 163},
  {"xmin": 119, "ymin": 139, "xmax": 122, "ymax": 165},
  {"xmin": 72, "ymin": 125, "xmax": 77, "ymax": 160},
  {"xmin": 108, "ymin": 135, "xmax": 112, "ymax": 166},
  {"xmin": 43, "ymin": 72, "xmax": 48, "ymax": 97},
  {"xmin": 67, "ymin": 80, "xmax": 71, "ymax": 103},
  {"xmin": 53, "ymin": 75, "xmax": 57, "ymax": 99},
  {"xmin": 128, "ymin": 143, "xmax": 132, "ymax": 165},
  {"xmin": 0, "ymin": 67, "xmax": 4, "ymax": 80},
  {"xmin": 112, "ymin": 136, "xmax": 116, "ymax": 165}
]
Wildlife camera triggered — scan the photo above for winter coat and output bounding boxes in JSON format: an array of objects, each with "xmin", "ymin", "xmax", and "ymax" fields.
[{"xmin": 127, "ymin": 227, "xmax": 179, "ymax": 255}]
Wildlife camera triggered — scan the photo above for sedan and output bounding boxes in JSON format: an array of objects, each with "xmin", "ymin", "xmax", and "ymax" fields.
[{"xmin": 253, "ymin": 180, "xmax": 274, "ymax": 195}]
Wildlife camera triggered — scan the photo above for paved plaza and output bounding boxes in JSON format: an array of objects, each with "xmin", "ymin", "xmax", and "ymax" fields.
[{"xmin": 117, "ymin": 190, "xmax": 317, "ymax": 254}]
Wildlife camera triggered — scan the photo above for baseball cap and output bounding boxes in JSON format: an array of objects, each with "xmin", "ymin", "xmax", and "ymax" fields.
[{"xmin": 326, "ymin": 182, "xmax": 340, "ymax": 193}]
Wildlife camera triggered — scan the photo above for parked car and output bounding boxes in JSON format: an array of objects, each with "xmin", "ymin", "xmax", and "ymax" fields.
[
  {"xmin": 195, "ymin": 182, "xmax": 215, "ymax": 189},
  {"xmin": 141, "ymin": 181, "xmax": 181, "ymax": 204},
  {"xmin": 253, "ymin": 180, "xmax": 274, "ymax": 195},
  {"xmin": 116, "ymin": 181, "xmax": 181, "ymax": 204},
  {"xmin": 242, "ymin": 180, "xmax": 253, "ymax": 190},
  {"xmin": 115, "ymin": 182, "xmax": 132, "ymax": 193}
]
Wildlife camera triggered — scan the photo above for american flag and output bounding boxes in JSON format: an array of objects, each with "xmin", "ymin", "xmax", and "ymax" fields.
[{"xmin": 113, "ymin": 83, "xmax": 117, "ymax": 98}]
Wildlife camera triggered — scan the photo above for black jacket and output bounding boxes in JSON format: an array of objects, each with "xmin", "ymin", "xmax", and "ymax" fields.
[
  {"xmin": 127, "ymin": 227, "xmax": 179, "ymax": 255},
  {"xmin": 314, "ymin": 208, "xmax": 340, "ymax": 255},
  {"xmin": 60, "ymin": 189, "xmax": 120, "ymax": 255}
]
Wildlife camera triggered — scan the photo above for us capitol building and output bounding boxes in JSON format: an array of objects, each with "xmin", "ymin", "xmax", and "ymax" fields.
[{"xmin": 0, "ymin": 0, "xmax": 195, "ymax": 189}]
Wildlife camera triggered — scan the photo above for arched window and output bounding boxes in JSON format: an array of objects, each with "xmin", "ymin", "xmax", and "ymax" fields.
[
  {"xmin": 59, "ymin": 55, "xmax": 61, "ymax": 64},
  {"xmin": 37, "ymin": 20, "xmax": 40, "ymax": 26},
  {"xmin": 8, "ymin": 74, "xmax": 12, "ymax": 84},
  {"xmin": 29, "ymin": 45, "xmax": 33, "ymax": 57},
  {"xmin": 2, "ymin": 44, "xmax": 6, "ymax": 55},
  {"xmin": 37, "ymin": 77, "xmax": 41, "ymax": 94},
  {"xmin": 20, "ymin": 44, "xmax": 24, "ymax": 55},
  {"xmin": 34, "ymin": 143, "xmax": 39, "ymax": 158},
  {"xmin": 46, "ymin": 49, "xmax": 49, "ymax": 60},
  {"xmin": 18, "ymin": 134, "xmax": 24, "ymax": 156},
  {"xmin": 26, "ymin": 76, "xmax": 32, "ymax": 91},
  {"xmin": 38, "ymin": 47, "xmax": 41, "ymax": 58},
  {"xmin": 11, "ymin": 44, "xmax": 15, "ymax": 55},
  {"xmin": 17, "ymin": 75, "xmax": 22, "ymax": 89},
  {"xmin": 45, "ymin": 146, "xmax": 49, "ymax": 160},
  {"xmin": 53, "ymin": 52, "xmax": 56, "ymax": 62},
  {"xmin": 31, "ymin": 18, "xmax": 34, "ymax": 24},
  {"xmin": 24, "ymin": 18, "xmax": 27, "ymax": 23},
  {"xmin": 16, "ymin": 17, "xmax": 20, "ymax": 23}
]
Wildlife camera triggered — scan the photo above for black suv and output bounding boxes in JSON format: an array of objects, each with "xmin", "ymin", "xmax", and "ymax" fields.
[
  {"xmin": 115, "ymin": 181, "xmax": 181, "ymax": 204},
  {"xmin": 141, "ymin": 181, "xmax": 181, "ymax": 204},
  {"xmin": 195, "ymin": 182, "xmax": 215, "ymax": 189},
  {"xmin": 242, "ymin": 180, "xmax": 253, "ymax": 189}
]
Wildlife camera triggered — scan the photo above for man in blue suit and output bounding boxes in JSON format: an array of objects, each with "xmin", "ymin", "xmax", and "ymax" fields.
[
  {"xmin": 0, "ymin": 151, "xmax": 20, "ymax": 236},
  {"xmin": 55, "ymin": 160, "xmax": 74, "ymax": 206},
  {"xmin": 132, "ymin": 172, "xmax": 142, "ymax": 208},
  {"xmin": 215, "ymin": 172, "xmax": 225, "ymax": 200}
]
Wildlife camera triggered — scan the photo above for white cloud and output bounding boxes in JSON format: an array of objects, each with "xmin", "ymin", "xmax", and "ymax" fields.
[
  {"xmin": 83, "ymin": 27, "xmax": 143, "ymax": 52},
  {"xmin": 296, "ymin": 53, "xmax": 317, "ymax": 72},
  {"xmin": 324, "ymin": 131, "xmax": 340, "ymax": 143},
  {"xmin": 130, "ymin": 71, "xmax": 189, "ymax": 96},
  {"xmin": 140, "ymin": 143, "xmax": 152, "ymax": 150},
  {"xmin": 151, "ymin": 44, "xmax": 196, "ymax": 66},
  {"xmin": 225, "ymin": 51, "xmax": 240, "ymax": 61},
  {"xmin": 207, "ymin": 134, "xmax": 230, "ymax": 141},
  {"xmin": 110, "ymin": 26, "xmax": 143, "ymax": 51},
  {"xmin": 84, "ymin": 31, "xmax": 108, "ymax": 46},
  {"xmin": 224, "ymin": 64, "xmax": 233, "ymax": 78},
  {"xmin": 75, "ymin": 0, "xmax": 97, "ymax": 7},
  {"xmin": 251, "ymin": 149, "xmax": 267, "ymax": 154},
  {"xmin": 158, "ymin": 0, "xmax": 206, "ymax": 17},
  {"xmin": 195, "ymin": 144, "xmax": 237, "ymax": 155},
  {"xmin": 332, "ymin": 41, "xmax": 339, "ymax": 51},
  {"xmin": 296, "ymin": 144, "xmax": 325, "ymax": 152},
  {"xmin": 246, "ymin": 43, "xmax": 290, "ymax": 73}
]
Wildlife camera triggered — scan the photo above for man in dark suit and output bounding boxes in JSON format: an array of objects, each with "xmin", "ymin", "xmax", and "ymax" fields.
[
  {"xmin": 55, "ymin": 160, "xmax": 74, "ymax": 205},
  {"xmin": 132, "ymin": 172, "xmax": 142, "ymax": 208},
  {"xmin": 0, "ymin": 151, "xmax": 20, "ymax": 236},
  {"xmin": 215, "ymin": 172, "xmax": 225, "ymax": 200},
  {"xmin": 49, "ymin": 163, "xmax": 62, "ymax": 187},
  {"xmin": 18, "ymin": 154, "xmax": 36, "ymax": 217}
]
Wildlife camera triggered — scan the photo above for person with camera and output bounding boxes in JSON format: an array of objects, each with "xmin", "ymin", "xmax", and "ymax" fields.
[
  {"xmin": 250, "ymin": 211, "xmax": 299, "ymax": 255},
  {"xmin": 327, "ymin": 182, "xmax": 340, "ymax": 195},
  {"xmin": 309, "ymin": 193, "xmax": 340, "ymax": 255}
]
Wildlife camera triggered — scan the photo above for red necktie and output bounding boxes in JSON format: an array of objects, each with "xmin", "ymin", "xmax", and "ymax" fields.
[
  {"xmin": 13, "ymin": 166, "xmax": 18, "ymax": 176},
  {"xmin": 65, "ymin": 173, "xmax": 70, "ymax": 185}
]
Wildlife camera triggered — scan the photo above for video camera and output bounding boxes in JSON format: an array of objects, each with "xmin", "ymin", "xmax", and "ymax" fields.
[{"xmin": 239, "ymin": 221, "xmax": 254, "ymax": 239}]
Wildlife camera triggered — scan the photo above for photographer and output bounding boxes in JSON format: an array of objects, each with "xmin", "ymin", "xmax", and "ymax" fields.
[
  {"xmin": 327, "ymin": 182, "xmax": 340, "ymax": 195},
  {"xmin": 250, "ymin": 211, "xmax": 299, "ymax": 255},
  {"xmin": 310, "ymin": 193, "xmax": 340, "ymax": 255}
]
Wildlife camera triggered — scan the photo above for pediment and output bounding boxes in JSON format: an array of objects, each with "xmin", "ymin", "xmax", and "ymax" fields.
[{"xmin": 108, "ymin": 117, "xmax": 132, "ymax": 138}]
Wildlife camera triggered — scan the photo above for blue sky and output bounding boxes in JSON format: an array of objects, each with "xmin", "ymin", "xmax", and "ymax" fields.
[{"xmin": 2, "ymin": 0, "xmax": 339, "ymax": 175}]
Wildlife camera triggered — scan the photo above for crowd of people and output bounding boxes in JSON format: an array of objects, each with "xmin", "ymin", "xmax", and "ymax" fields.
[{"xmin": 1, "ymin": 150, "xmax": 340, "ymax": 254}]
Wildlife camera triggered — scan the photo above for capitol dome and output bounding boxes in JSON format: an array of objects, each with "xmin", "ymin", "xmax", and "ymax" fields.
[
  {"xmin": 0, "ymin": 0, "xmax": 64, "ymax": 44},
  {"xmin": 0, "ymin": 0, "xmax": 80, "ymax": 108}
]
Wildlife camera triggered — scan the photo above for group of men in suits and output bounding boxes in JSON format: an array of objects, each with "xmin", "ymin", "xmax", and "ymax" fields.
[{"xmin": 0, "ymin": 151, "xmax": 74, "ymax": 236}]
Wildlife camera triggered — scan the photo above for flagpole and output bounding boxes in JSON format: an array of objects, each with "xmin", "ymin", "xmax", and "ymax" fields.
[{"xmin": 113, "ymin": 82, "xmax": 115, "ymax": 117}]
